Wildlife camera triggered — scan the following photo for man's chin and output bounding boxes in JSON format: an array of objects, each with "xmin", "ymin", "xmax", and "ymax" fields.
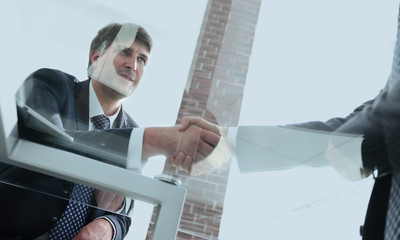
[
  {"xmin": 114, "ymin": 77, "xmax": 137, "ymax": 96},
  {"xmin": 100, "ymin": 81, "xmax": 135, "ymax": 99},
  {"xmin": 116, "ymin": 83, "xmax": 136, "ymax": 97}
]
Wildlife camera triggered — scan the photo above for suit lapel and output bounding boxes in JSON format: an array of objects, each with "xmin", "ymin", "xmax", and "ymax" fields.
[
  {"xmin": 114, "ymin": 105, "xmax": 130, "ymax": 128},
  {"xmin": 74, "ymin": 80, "xmax": 90, "ymax": 131},
  {"xmin": 74, "ymin": 80, "xmax": 137, "ymax": 130}
]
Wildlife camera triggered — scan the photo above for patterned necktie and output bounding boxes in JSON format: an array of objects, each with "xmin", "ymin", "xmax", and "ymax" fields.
[
  {"xmin": 91, "ymin": 114, "xmax": 110, "ymax": 131},
  {"xmin": 385, "ymin": 173, "xmax": 400, "ymax": 239},
  {"xmin": 49, "ymin": 184, "xmax": 94, "ymax": 239},
  {"xmin": 49, "ymin": 115, "xmax": 110, "ymax": 239}
]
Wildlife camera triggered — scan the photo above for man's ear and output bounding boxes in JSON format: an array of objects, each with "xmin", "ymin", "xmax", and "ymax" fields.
[{"xmin": 90, "ymin": 51, "xmax": 100, "ymax": 66}]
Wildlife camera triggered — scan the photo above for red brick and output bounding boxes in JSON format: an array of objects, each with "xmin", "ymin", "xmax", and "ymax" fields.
[
  {"xmin": 187, "ymin": 178, "xmax": 217, "ymax": 192},
  {"xmin": 152, "ymin": 0, "xmax": 262, "ymax": 239}
]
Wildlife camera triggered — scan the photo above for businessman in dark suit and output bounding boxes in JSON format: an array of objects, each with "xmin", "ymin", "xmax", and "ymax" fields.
[
  {"xmin": 0, "ymin": 23, "xmax": 220, "ymax": 239},
  {"xmin": 180, "ymin": 3, "xmax": 400, "ymax": 239},
  {"xmin": 290, "ymin": 4, "xmax": 400, "ymax": 237}
]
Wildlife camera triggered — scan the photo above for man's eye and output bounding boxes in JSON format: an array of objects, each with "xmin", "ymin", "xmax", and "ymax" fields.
[{"xmin": 138, "ymin": 57, "xmax": 146, "ymax": 64}]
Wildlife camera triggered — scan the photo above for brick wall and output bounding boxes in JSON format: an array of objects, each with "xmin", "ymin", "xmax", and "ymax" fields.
[{"xmin": 147, "ymin": 0, "xmax": 261, "ymax": 239}]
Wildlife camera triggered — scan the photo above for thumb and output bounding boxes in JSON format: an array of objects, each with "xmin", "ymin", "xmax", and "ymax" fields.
[{"xmin": 179, "ymin": 117, "xmax": 190, "ymax": 132}]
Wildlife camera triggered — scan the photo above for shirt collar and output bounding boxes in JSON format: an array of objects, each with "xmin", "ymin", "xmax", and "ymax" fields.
[{"xmin": 89, "ymin": 81, "xmax": 121, "ymax": 128}]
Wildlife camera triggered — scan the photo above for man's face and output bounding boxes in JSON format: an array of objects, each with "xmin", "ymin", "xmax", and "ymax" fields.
[{"xmin": 90, "ymin": 39, "xmax": 149, "ymax": 97}]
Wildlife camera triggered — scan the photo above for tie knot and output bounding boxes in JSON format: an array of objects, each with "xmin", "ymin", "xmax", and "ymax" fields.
[{"xmin": 91, "ymin": 115, "xmax": 110, "ymax": 131}]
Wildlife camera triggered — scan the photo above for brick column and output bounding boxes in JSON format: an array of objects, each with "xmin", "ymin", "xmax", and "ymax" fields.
[{"xmin": 147, "ymin": 0, "xmax": 261, "ymax": 239}]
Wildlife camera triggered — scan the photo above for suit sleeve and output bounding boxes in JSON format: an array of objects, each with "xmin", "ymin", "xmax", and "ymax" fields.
[
  {"xmin": 289, "ymin": 99, "xmax": 373, "ymax": 132},
  {"xmin": 333, "ymin": 85, "xmax": 396, "ymax": 174},
  {"xmin": 105, "ymin": 214, "xmax": 131, "ymax": 240},
  {"xmin": 16, "ymin": 68, "xmax": 133, "ymax": 237},
  {"xmin": 289, "ymin": 95, "xmax": 392, "ymax": 174},
  {"xmin": 332, "ymin": 5, "xmax": 400, "ymax": 174}
]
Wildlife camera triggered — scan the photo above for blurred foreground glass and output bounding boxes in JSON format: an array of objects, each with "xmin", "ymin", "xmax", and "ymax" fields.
[{"xmin": 3, "ymin": 0, "xmax": 396, "ymax": 239}]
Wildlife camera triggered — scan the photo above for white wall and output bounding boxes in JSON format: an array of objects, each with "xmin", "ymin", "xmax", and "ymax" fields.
[{"xmin": 220, "ymin": 1, "xmax": 398, "ymax": 239}]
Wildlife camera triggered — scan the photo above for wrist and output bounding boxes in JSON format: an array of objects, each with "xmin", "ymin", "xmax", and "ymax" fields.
[
  {"xmin": 92, "ymin": 217, "xmax": 115, "ymax": 240},
  {"xmin": 143, "ymin": 126, "xmax": 179, "ymax": 159}
]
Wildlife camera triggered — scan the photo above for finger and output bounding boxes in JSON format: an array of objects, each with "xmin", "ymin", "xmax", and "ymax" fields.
[
  {"xmin": 200, "ymin": 129, "xmax": 221, "ymax": 147},
  {"xmin": 196, "ymin": 139, "xmax": 215, "ymax": 159},
  {"xmin": 179, "ymin": 117, "xmax": 191, "ymax": 132},
  {"xmin": 185, "ymin": 117, "xmax": 203, "ymax": 127},
  {"xmin": 174, "ymin": 152, "xmax": 186, "ymax": 169},
  {"xmin": 201, "ymin": 120, "xmax": 221, "ymax": 136},
  {"xmin": 193, "ymin": 151, "xmax": 206, "ymax": 162},
  {"xmin": 187, "ymin": 157, "xmax": 193, "ymax": 173},
  {"xmin": 179, "ymin": 117, "xmax": 203, "ymax": 132},
  {"xmin": 167, "ymin": 154, "xmax": 175, "ymax": 164},
  {"xmin": 195, "ymin": 118, "xmax": 220, "ymax": 135},
  {"xmin": 182, "ymin": 155, "xmax": 193, "ymax": 172},
  {"xmin": 179, "ymin": 117, "xmax": 220, "ymax": 135}
]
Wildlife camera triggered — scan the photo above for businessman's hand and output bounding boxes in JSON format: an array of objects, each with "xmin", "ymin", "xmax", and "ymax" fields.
[
  {"xmin": 168, "ymin": 152, "xmax": 193, "ymax": 174},
  {"xmin": 179, "ymin": 116, "xmax": 220, "ymax": 136},
  {"xmin": 172, "ymin": 118, "xmax": 234, "ymax": 175},
  {"xmin": 176, "ymin": 123, "xmax": 220, "ymax": 161},
  {"xmin": 142, "ymin": 117, "xmax": 220, "ymax": 171},
  {"xmin": 167, "ymin": 117, "xmax": 221, "ymax": 173},
  {"xmin": 94, "ymin": 189, "xmax": 124, "ymax": 212},
  {"xmin": 72, "ymin": 218, "xmax": 113, "ymax": 240}
]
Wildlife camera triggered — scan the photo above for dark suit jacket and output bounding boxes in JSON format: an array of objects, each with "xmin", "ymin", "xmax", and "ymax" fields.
[
  {"xmin": 291, "ymin": 98, "xmax": 390, "ymax": 239},
  {"xmin": 289, "ymin": 7, "xmax": 400, "ymax": 234},
  {"xmin": 283, "ymin": 6, "xmax": 400, "ymax": 239},
  {"xmin": 0, "ymin": 68, "xmax": 138, "ymax": 239},
  {"xmin": 299, "ymin": 5, "xmax": 400, "ymax": 238}
]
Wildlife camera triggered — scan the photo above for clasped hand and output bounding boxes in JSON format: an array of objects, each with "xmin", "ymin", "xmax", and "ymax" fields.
[
  {"xmin": 168, "ymin": 117, "xmax": 221, "ymax": 173},
  {"xmin": 142, "ymin": 117, "xmax": 220, "ymax": 174}
]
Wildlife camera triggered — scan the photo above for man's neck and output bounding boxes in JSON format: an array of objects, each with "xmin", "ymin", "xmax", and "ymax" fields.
[{"xmin": 91, "ymin": 79, "xmax": 123, "ymax": 116}]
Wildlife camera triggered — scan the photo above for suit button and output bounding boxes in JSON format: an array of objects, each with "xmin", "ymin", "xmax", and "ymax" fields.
[{"xmin": 100, "ymin": 143, "xmax": 106, "ymax": 147}]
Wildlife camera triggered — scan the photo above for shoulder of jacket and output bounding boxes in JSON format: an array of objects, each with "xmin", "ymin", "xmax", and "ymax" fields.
[
  {"xmin": 34, "ymin": 68, "xmax": 80, "ymax": 84},
  {"xmin": 122, "ymin": 110, "xmax": 139, "ymax": 128}
]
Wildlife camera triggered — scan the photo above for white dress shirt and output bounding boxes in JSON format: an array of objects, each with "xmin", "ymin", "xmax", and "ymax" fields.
[
  {"xmin": 225, "ymin": 126, "xmax": 365, "ymax": 181},
  {"xmin": 89, "ymin": 81, "xmax": 144, "ymax": 173},
  {"xmin": 89, "ymin": 82, "xmax": 143, "ymax": 240}
]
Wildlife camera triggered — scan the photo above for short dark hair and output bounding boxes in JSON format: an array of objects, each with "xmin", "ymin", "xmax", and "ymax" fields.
[{"xmin": 87, "ymin": 23, "xmax": 153, "ymax": 71}]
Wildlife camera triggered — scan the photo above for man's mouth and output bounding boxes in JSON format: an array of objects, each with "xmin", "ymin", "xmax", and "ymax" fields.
[
  {"xmin": 120, "ymin": 74, "xmax": 133, "ymax": 81},
  {"xmin": 118, "ymin": 72, "xmax": 136, "ymax": 82}
]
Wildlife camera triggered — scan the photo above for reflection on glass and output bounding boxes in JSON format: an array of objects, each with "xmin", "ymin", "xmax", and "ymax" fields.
[
  {"xmin": 4, "ymin": 0, "xmax": 395, "ymax": 239},
  {"xmin": 0, "ymin": 171, "xmax": 131, "ymax": 239},
  {"xmin": 10, "ymin": 19, "xmax": 222, "ymax": 239},
  {"xmin": 229, "ymin": 126, "xmax": 367, "ymax": 181},
  {"xmin": 5, "ymin": 23, "xmax": 150, "ymax": 239},
  {"xmin": 14, "ymin": 22, "xmax": 153, "ymax": 171}
]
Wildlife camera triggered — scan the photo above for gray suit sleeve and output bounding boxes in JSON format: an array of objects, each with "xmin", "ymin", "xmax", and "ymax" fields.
[{"xmin": 289, "ymin": 96, "xmax": 392, "ymax": 174}]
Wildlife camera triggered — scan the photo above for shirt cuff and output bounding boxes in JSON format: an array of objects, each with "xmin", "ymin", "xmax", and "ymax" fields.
[
  {"xmin": 325, "ymin": 137, "xmax": 365, "ymax": 181},
  {"xmin": 95, "ymin": 216, "xmax": 116, "ymax": 240},
  {"xmin": 227, "ymin": 127, "xmax": 238, "ymax": 152},
  {"xmin": 114, "ymin": 197, "xmax": 126, "ymax": 214},
  {"xmin": 126, "ymin": 127, "xmax": 145, "ymax": 173}
]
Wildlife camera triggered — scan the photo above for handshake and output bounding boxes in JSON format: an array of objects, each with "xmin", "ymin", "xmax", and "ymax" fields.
[{"xmin": 142, "ymin": 117, "xmax": 226, "ymax": 175}]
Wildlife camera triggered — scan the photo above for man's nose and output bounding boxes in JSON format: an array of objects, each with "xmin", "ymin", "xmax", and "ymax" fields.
[{"xmin": 126, "ymin": 58, "xmax": 137, "ymax": 71}]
